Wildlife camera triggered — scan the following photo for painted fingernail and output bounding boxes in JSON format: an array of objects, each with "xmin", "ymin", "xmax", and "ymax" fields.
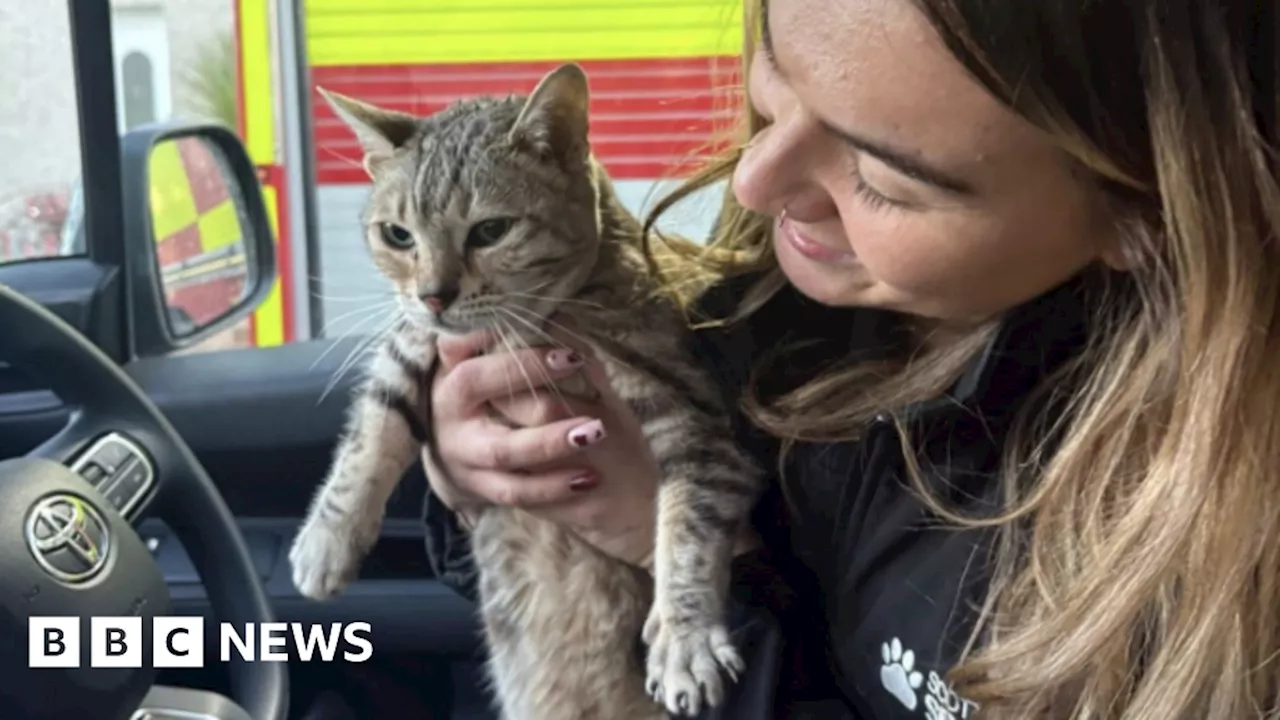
[
  {"xmin": 546, "ymin": 349, "xmax": 584, "ymax": 370},
  {"xmin": 568, "ymin": 419, "xmax": 606, "ymax": 447},
  {"xmin": 569, "ymin": 473, "xmax": 598, "ymax": 491}
]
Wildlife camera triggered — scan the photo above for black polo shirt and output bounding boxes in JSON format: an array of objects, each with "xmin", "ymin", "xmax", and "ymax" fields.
[{"xmin": 423, "ymin": 272, "xmax": 1090, "ymax": 720}]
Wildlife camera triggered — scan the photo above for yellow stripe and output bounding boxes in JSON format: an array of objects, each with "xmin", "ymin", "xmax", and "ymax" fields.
[
  {"xmin": 239, "ymin": 0, "xmax": 276, "ymax": 163},
  {"xmin": 162, "ymin": 252, "xmax": 246, "ymax": 285},
  {"xmin": 149, "ymin": 142, "xmax": 199, "ymax": 242},
  {"xmin": 241, "ymin": 0, "xmax": 284, "ymax": 346},
  {"xmin": 251, "ymin": 184, "xmax": 284, "ymax": 347},
  {"xmin": 196, "ymin": 200, "xmax": 244, "ymax": 252},
  {"xmin": 306, "ymin": 0, "xmax": 741, "ymax": 66}
]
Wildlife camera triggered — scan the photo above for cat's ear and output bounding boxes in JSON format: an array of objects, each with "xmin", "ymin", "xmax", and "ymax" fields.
[
  {"xmin": 317, "ymin": 87, "xmax": 418, "ymax": 177},
  {"xmin": 509, "ymin": 63, "xmax": 590, "ymax": 167}
]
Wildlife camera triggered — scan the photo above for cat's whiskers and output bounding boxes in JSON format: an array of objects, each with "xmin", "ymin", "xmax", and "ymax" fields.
[
  {"xmin": 322, "ymin": 330, "xmax": 392, "ymax": 403},
  {"xmin": 320, "ymin": 308, "xmax": 403, "ymax": 403},
  {"xmin": 309, "ymin": 300, "xmax": 398, "ymax": 373},
  {"xmin": 317, "ymin": 299, "xmax": 396, "ymax": 337},
  {"xmin": 464, "ymin": 294, "xmax": 566, "ymax": 349},
  {"xmin": 495, "ymin": 320, "xmax": 525, "ymax": 404},
  {"xmin": 483, "ymin": 314, "xmax": 518, "ymax": 400},
  {"xmin": 492, "ymin": 304, "xmax": 563, "ymax": 349},
  {"xmin": 308, "ymin": 273, "xmax": 378, "ymax": 290},
  {"xmin": 502, "ymin": 291, "xmax": 607, "ymax": 311},
  {"xmin": 508, "ymin": 303, "xmax": 596, "ymax": 351},
  {"xmin": 494, "ymin": 310, "xmax": 574, "ymax": 413},
  {"xmin": 525, "ymin": 277, "xmax": 557, "ymax": 294},
  {"xmin": 314, "ymin": 291, "xmax": 394, "ymax": 302},
  {"xmin": 492, "ymin": 317, "xmax": 542, "ymax": 405},
  {"xmin": 317, "ymin": 145, "xmax": 364, "ymax": 173}
]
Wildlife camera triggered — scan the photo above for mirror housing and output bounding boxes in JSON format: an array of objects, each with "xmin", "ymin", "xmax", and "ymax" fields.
[{"xmin": 119, "ymin": 121, "xmax": 276, "ymax": 357}]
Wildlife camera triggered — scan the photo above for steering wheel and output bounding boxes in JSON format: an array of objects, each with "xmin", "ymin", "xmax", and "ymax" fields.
[{"xmin": 0, "ymin": 283, "xmax": 288, "ymax": 720}]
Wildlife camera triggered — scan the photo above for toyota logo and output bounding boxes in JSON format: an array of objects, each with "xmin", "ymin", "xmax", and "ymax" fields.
[{"xmin": 25, "ymin": 494, "xmax": 111, "ymax": 583}]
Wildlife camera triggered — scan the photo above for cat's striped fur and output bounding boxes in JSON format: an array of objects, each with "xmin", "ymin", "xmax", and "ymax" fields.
[{"xmin": 288, "ymin": 64, "xmax": 765, "ymax": 719}]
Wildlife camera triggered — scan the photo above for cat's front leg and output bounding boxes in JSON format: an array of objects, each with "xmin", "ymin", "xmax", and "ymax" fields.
[
  {"xmin": 596, "ymin": 345, "xmax": 763, "ymax": 716},
  {"xmin": 640, "ymin": 418, "xmax": 760, "ymax": 716},
  {"xmin": 290, "ymin": 333, "xmax": 437, "ymax": 600}
]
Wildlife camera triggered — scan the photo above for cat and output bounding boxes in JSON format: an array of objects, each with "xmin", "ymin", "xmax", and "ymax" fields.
[{"xmin": 287, "ymin": 63, "xmax": 765, "ymax": 719}]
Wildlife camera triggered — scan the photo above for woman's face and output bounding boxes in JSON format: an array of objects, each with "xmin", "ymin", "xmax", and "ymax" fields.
[{"xmin": 733, "ymin": 0, "xmax": 1123, "ymax": 320}]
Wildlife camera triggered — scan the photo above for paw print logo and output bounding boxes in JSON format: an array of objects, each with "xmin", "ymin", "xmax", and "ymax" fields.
[{"xmin": 880, "ymin": 637, "xmax": 924, "ymax": 710}]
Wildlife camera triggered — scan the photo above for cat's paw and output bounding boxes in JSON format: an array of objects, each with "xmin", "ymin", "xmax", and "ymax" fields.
[
  {"xmin": 289, "ymin": 519, "xmax": 363, "ymax": 600},
  {"xmin": 641, "ymin": 606, "xmax": 744, "ymax": 717}
]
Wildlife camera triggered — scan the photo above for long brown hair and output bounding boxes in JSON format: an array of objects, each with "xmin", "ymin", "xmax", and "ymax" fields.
[{"xmin": 643, "ymin": 1, "xmax": 1280, "ymax": 717}]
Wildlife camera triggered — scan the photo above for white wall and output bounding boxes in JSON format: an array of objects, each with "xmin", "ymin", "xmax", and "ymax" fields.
[
  {"xmin": 0, "ymin": 0, "xmax": 234, "ymax": 202},
  {"xmin": 0, "ymin": 2, "xmax": 83, "ymax": 201}
]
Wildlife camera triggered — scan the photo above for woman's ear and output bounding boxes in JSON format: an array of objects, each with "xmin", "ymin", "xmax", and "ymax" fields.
[
  {"xmin": 1090, "ymin": 182, "xmax": 1164, "ymax": 272},
  {"xmin": 1099, "ymin": 206, "xmax": 1161, "ymax": 272},
  {"xmin": 1099, "ymin": 243, "xmax": 1135, "ymax": 271}
]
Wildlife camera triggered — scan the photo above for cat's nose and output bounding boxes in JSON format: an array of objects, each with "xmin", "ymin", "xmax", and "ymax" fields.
[{"xmin": 421, "ymin": 286, "xmax": 459, "ymax": 313}]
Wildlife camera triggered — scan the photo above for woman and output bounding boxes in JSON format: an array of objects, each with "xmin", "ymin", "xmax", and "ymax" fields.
[{"xmin": 421, "ymin": 0, "xmax": 1280, "ymax": 717}]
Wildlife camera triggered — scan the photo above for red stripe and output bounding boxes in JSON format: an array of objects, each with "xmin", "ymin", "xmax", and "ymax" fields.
[
  {"xmin": 311, "ymin": 57, "xmax": 741, "ymax": 183},
  {"xmin": 177, "ymin": 137, "xmax": 232, "ymax": 215},
  {"xmin": 156, "ymin": 224, "xmax": 203, "ymax": 267}
]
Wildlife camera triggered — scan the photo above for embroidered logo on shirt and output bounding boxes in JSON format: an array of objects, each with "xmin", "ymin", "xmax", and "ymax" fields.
[
  {"xmin": 879, "ymin": 637, "xmax": 981, "ymax": 718},
  {"xmin": 880, "ymin": 638, "xmax": 924, "ymax": 710},
  {"xmin": 922, "ymin": 671, "xmax": 980, "ymax": 720}
]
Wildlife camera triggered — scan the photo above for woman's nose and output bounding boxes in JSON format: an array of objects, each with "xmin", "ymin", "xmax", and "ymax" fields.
[
  {"xmin": 731, "ymin": 120, "xmax": 818, "ymax": 217},
  {"xmin": 737, "ymin": 122, "xmax": 793, "ymax": 215}
]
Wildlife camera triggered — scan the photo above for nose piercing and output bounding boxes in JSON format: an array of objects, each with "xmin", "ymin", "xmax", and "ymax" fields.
[{"xmin": 779, "ymin": 207, "xmax": 789, "ymax": 222}]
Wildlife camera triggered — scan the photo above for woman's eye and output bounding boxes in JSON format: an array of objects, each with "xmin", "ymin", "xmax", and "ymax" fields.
[
  {"xmin": 467, "ymin": 217, "xmax": 515, "ymax": 248},
  {"xmin": 379, "ymin": 222, "xmax": 415, "ymax": 249}
]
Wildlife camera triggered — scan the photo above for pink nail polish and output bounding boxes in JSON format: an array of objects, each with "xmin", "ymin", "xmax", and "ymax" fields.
[{"xmin": 568, "ymin": 420, "xmax": 606, "ymax": 447}]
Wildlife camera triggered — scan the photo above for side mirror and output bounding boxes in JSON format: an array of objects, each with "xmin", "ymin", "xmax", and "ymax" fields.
[{"xmin": 119, "ymin": 122, "xmax": 275, "ymax": 357}]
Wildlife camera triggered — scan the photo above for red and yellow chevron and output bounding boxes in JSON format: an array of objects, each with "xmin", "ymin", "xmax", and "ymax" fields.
[
  {"xmin": 149, "ymin": 137, "xmax": 250, "ymax": 327},
  {"xmin": 305, "ymin": 0, "xmax": 745, "ymax": 183}
]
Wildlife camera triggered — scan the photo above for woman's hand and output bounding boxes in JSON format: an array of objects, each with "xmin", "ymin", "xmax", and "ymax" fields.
[{"xmin": 423, "ymin": 324, "xmax": 660, "ymax": 567}]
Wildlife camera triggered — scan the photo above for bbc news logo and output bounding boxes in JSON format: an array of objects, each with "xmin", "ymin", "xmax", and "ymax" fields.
[{"xmin": 29, "ymin": 617, "xmax": 372, "ymax": 668}]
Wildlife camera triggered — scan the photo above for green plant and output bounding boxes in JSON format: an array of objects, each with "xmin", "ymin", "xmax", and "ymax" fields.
[{"xmin": 179, "ymin": 31, "xmax": 238, "ymax": 130}]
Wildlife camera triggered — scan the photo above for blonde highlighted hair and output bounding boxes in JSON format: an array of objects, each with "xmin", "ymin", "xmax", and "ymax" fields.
[{"xmin": 643, "ymin": 1, "xmax": 1280, "ymax": 718}]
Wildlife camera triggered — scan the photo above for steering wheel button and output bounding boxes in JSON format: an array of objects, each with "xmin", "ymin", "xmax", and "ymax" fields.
[
  {"xmin": 79, "ymin": 463, "xmax": 107, "ymax": 485},
  {"xmin": 90, "ymin": 440, "xmax": 133, "ymax": 474},
  {"xmin": 103, "ymin": 483, "xmax": 132, "ymax": 512},
  {"xmin": 103, "ymin": 458, "xmax": 153, "ymax": 515}
]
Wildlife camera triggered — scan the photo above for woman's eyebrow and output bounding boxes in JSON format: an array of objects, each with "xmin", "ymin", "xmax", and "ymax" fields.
[
  {"xmin": 759, "ymin": 0, "xmax": 976, "ymax": 197},
  {"xmin": 818, "ymin": 119, "xmax": 977, "ymax": 196}
]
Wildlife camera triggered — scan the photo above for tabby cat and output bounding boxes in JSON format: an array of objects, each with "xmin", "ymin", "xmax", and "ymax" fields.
[{"xmin": 288, "ymin": 64, "xmax": 764, "ymax": 719}]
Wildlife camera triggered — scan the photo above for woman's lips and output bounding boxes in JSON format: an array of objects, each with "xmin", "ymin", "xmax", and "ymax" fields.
[{"xmin": 779, "ymin": 217, "xmax": 858, "ymax": 266}]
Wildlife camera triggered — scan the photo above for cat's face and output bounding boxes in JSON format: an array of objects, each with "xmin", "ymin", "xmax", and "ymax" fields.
[{"xmin": 321, "ymin": 64, "xmax": 600, "ymax": 336}]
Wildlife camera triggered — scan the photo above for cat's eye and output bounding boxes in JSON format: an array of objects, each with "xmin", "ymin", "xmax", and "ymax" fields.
[
  {"xmin": 379, "ymin": 222, "xmax": 415, "ymax": 249},
  {"xmin": 467, "ymin": 218, "xmax": 515, "ymax": 248}
]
